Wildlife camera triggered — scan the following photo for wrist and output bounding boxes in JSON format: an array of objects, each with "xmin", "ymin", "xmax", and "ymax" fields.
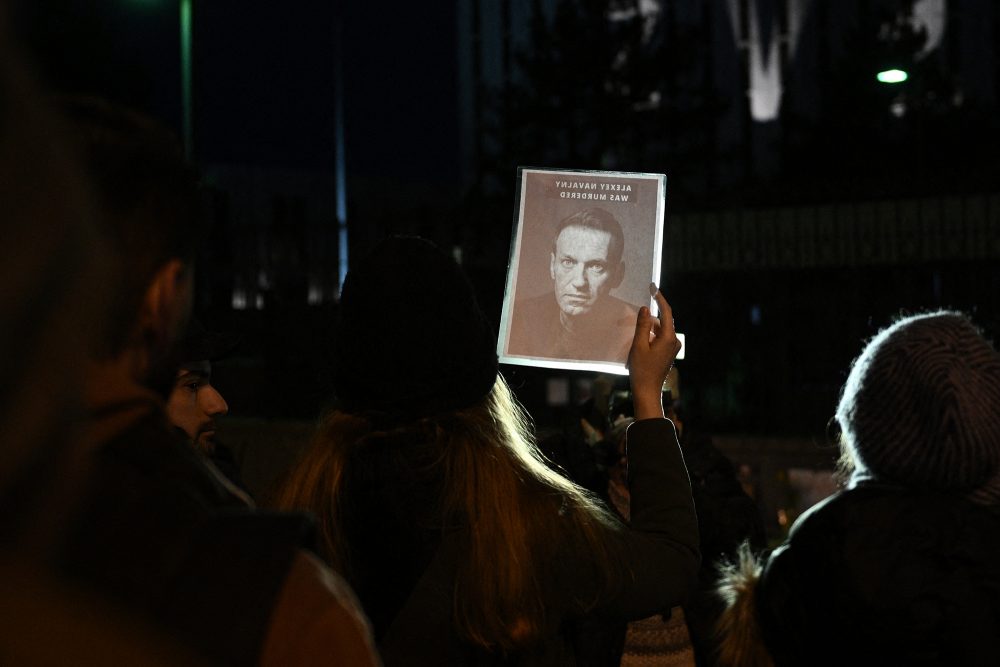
[{"xmin": 632, "ymin": 391, "xmax": 664, "ymax": 420}]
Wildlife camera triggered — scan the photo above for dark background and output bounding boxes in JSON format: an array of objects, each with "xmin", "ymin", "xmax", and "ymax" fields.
[{"xmin": 12, "ymin": 0, "xmax": 1000, "ymax": 444}]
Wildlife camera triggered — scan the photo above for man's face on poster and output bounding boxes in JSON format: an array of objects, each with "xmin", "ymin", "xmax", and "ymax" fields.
[{"xmin": 550, "ymin": 225, "xmax": 622, "ymax": 317}]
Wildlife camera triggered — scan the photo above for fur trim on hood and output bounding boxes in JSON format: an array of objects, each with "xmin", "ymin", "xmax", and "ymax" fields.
[{"xmin": 713, "ymin": 542, "xmax": 774, "ymax": 667}]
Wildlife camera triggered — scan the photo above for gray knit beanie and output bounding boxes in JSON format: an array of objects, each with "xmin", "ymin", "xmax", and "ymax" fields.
[{"xmin": 836, "ymin": 311, "xmax": 1000, "ymax": 497}]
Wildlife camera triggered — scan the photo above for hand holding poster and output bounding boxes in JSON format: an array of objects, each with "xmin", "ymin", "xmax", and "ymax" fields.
[{"xmin": 497, "ymin": 167, "xmax": 668, "ymax": 374}]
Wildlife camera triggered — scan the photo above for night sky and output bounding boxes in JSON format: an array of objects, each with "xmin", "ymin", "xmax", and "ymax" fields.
[{"xmin": 16, "ymin": 0, "xmax": 461, "ymax": 179}]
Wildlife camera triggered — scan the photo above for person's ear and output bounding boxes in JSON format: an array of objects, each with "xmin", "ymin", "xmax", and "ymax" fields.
[
  {"xmin": 550, "ymin": 251, "xmax": 556, "ymax": 281},
  {"xmin": 137, "ymin": 259, "xmax": 193, "ymax": 348}
]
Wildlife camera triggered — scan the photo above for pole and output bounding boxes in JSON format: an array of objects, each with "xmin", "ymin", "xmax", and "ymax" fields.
[
  {"xmin": 334, "ymin": 15, "xmax": 348, "ymax": 295},
  {"xmin": 180, "ymin": 0, "xmax": 193, "ymax": 158}
]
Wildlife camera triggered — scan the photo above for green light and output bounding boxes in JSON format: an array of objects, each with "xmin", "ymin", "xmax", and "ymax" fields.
[
  {"xmin": 877, "ymin": 69, "xmax": 908, "ymax": 84},
  {"xmin": 180, "ymin": 0, "xmax": 193, "ymax": 158}
]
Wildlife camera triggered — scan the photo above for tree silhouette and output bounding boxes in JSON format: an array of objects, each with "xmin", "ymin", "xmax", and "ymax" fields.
[
  {"xmin": 780, "ymin": 0, "xmax": 998, "ymax": 203},
  {"xmin": 475, "ymin": 0, "xmax": 732, "ymax": 209}
]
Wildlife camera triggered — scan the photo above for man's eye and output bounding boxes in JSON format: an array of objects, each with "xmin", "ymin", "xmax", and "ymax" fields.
[
  {"xmin": 588, "ymin": 264, "xmax": 606, "ymax": 275},
  {"xmin": 561, "ymin": 259, "xmax": 575, "ymax": 268},
  {"xmin": 185, "ymin": 382, "xmax": 200, "ymax": 392}
]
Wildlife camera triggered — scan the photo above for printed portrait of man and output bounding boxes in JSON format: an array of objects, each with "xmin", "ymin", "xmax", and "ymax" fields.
[{"xmin": 507, "ymin": 207, "xmax": 638, "ymax": 362}]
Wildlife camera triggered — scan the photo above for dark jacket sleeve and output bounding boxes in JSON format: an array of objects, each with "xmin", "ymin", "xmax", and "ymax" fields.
[{"xmin": 595, "ymin": 417, "xmax": 701, "ymax": 620}]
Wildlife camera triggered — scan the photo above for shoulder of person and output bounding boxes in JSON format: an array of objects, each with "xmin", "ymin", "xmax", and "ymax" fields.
[
  {"xmin": 260, "ymin": 550, "xmax": 380, "ymax": 667},
  {"xmin": 603, "ymin": 294, "xmax": 640, "ymax": 323},
  {"xmin": 757, "ymin": 485, "xmax": 1000, "ymax": 664},
  {"xmin": 784, "ymin": 483, "xmax": 991, "ymax": 545},
  {"xmin": 100, "ymin": 411, "xmax": 249, "ymax": 511}
]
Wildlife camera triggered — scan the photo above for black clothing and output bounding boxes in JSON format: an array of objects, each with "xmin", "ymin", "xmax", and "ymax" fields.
[
  {"xmin": 335, "ymin": 236, "xmax": 499, "ymax": 418},
  {"xmin": 59, "ymin": 408, "xmax": 314, "ymax": 665},
  {"xmin": 757, "ymin": 483, "xmax": 1000, "ymax": 666},
  {"xmin": 347, "ymin": 417, "xmax": 699, "ymax": 665},
  {"xmin": 679, "ymin": 428, "xmax": 766, "ymax": 666},
  {"xmin": 208, "ymin": 439, "xmax": 253, "ymax": 497}
]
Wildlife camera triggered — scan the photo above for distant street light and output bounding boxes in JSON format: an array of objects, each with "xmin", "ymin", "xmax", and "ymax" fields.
[{"xmin": 877, "ymin": 69, "xmax": 909, "ymax": 84}]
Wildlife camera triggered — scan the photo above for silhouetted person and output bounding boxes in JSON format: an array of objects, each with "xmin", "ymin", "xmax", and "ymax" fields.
[
  {"xmin": 717, "ymin": 312, "xmax": 1000, "ymax": 666},
  {"xmin": 51, "ymin": 97, "xmax": 378, "ymax": 666},
  {"xmin": 606, "ymin": 369, "xmax": 765, "ymax": 667},
  {"xmin": 0, "ymin": 27, "xmax": 208, "ymax": 664},
  {"xmin": 275, "ymin": 238, "xmax": 698, "ymax": 665}
]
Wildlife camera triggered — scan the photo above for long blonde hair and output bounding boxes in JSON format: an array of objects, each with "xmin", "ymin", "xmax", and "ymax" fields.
[{"xmin": 272, "ymin": 374, "xmax": 620, "ymax": 651}]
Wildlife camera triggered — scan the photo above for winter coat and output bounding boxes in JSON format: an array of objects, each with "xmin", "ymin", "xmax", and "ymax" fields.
[
  {"xmin": 717, "ymin": 482, "xmax": 1000, "ymax": 667},
  {"xmin": 346, "ymin": 418, "xmax": 701, "ymax": 666}
]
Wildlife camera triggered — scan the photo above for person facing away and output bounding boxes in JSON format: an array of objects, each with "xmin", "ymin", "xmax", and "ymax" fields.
[
  {"xmin": 51, "ymin": 96, "xmax": 378, "ymax": 666},
  {"xmin": 0, "ymin": 29, "xmax": 212, "ymax": 664},
  {"xmin": 716, "ymin": 311, "xmax": 1000, "ymax": 667},
  {"xmin": 605, "ymin": 369, "xmax": 766, "ymax": 667},
  {"xmin": 273, "ymin": 235, "xmax": 699, "ymax": 665},
  {"xmin": 510, "ymin": 208, "xmax": 637, "ymax": 362}
]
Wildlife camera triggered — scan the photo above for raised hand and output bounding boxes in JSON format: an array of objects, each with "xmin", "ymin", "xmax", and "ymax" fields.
[{"xmin": 627, "ymin": 284, "xmax": 682, "ymax": 420}]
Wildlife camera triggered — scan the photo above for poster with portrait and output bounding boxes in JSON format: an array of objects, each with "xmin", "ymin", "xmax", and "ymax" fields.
[{"xmin": 497, "ymin": 167, "xmax": 667, "ymax": 374}]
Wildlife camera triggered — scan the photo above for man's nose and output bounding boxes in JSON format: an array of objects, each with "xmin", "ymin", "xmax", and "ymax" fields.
[
  {"xmin": 201, "ymin": 386, "xmax": 229, "ymax": 418},
  {"xmin": 570, "ymin": 265, "xmax": 588, "ymax": 287}
]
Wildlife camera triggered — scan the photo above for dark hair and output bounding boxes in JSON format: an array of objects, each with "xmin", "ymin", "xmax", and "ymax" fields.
[
  {"xmin": 60, "ymin": 97, "xmax": 205, "ymax": 356},
  {"xmin": 552, "ymin": 207, "xmax": 625, "ymax": 266}
]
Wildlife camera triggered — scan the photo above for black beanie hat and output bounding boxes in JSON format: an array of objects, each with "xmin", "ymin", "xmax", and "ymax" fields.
[
  {"xmin": 174, "ymin": 318, "xmax": 241, "ymax": 364},
  {"xmin": 333, "ymin": 236, "xmax": 499, "ymax": 419},
  {"xmin": 836, "ymin": 311, "xmax": 1000, "ymax": 495}
]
